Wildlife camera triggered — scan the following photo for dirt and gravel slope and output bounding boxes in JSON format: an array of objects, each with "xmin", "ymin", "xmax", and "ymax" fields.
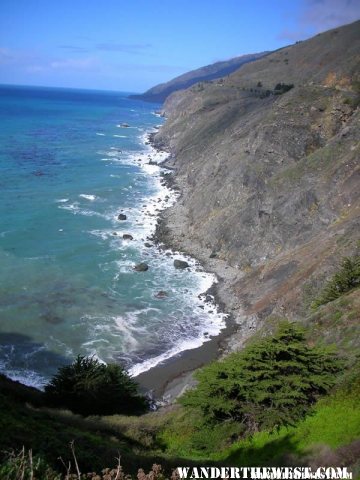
[{"xmin": 152, "ymin": 20, "xmax": 360, "ymax": 346}]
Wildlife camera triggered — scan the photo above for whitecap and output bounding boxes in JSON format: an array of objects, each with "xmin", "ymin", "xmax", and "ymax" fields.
[{"xmin": 79, "ymin": 194, "xmax": 97, "ymax": 201}]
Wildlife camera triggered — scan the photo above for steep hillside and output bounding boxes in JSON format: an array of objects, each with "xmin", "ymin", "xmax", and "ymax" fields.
[
  {"xmin": 154, "ymin": 20, "xmax": 360, "ymax": 340},
  {"xmin": 130, "ymin": 52, "xmax": 268, "ymax": 103}
]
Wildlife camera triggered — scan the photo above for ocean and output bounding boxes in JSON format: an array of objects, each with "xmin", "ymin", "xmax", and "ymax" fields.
[{"xmin": 0, "ymin": 85, "xmax": 226, "ymax": 389}]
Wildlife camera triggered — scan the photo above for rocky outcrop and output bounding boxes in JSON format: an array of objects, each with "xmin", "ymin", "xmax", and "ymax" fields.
[
  {"xmin": 154, "ymin": 20, "xmax": 360, "ymax": 344},
  {"xmin": 123, "ymin": 234, "xmax": 134, "ymax": 240},
  {"xmin": 173, "ymin": 259, "xmax": 189, "ymax": 269},
  {"xmin": 134, "ymin": 263, "xmax": 149, "ymax": 272}
]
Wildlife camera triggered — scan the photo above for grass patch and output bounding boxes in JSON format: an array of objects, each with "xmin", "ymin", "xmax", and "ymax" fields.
[{"xmin": 217, "ymin": 370, "xmax": 360, "ymax": 465}]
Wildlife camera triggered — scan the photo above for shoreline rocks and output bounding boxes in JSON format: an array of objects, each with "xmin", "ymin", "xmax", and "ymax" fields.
[
  {"xmin": 134, "ymin": 262, "xmax": 149, "ymax": 272},
  {"xmin": 155, "ymin": 290, "xmax": 168, "ymax": 299},
  {"xmin": 173, "ymin": 259, "xmax": 189, "ymax": 269},
  {"xmin": 123, "ymin": 234, "xmax": 133, "ymax": 240}
]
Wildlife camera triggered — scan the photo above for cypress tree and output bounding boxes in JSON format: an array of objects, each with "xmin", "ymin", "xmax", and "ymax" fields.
[{"xmin": 181, "ymin": 322, "xmax": 341, "ymax": 433}]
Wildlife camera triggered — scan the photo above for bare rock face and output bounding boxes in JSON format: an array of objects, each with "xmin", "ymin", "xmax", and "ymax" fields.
[{"xmin": 153, "ymin": 20, "xmax": 360, "ymax": 325}]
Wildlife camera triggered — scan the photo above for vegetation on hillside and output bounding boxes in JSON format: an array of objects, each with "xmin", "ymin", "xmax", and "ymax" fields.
[
  {"xmin": 180, "ymin": 322, "xmax": 341, "ymax": 432},
  {"xmin": 312, "ymin": 255, "xmax": 360, "ymax": 309},
  {"xmin": 0, "ymin": 261, "xmax": 359, "ymax": 476},
  {"xmin": 44, "ymin": 355, "xmax": 147, "ymax": 416}
]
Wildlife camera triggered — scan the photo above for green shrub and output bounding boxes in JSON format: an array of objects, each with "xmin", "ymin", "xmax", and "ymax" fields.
[
  {"xmin": 312, "ymin": 256, "xmax": 360, "ymax": 309},
  {"xmin": 274, "ymin": 83, "xmax": 294, "ymax": 94},
  {"xmin": 45, "ymin": 356, "xmax": 147, "ymax": 416},
  {"xmin": 180, "ymin": 322, "xmax": 341, "ymax": 433}
]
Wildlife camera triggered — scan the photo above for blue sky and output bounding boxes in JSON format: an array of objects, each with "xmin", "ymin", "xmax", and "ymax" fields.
[{"xmin": 0, "ymin": 0, "xmax": 359, "ymax": 92}]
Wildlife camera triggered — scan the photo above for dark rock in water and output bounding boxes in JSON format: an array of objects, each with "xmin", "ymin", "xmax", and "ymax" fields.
[
  {"xmin": 118, "ymin": 213, "xmax": 127, "ymax": 220},
  {"xmin": 144, "ymin": 242, "xmax": 152, "ymax": 248},
  {"xmin": 112, "ymin": 232, "xmax": 118, "ymax": 236},
  {"xmin": 123, "ymin": 234, "xmax": 133, "ymax": 240},
  {"xmin": 174, "ymin": 259, "xmax": 189, "ymax": 269},
  {"xmin": 155, "ymin": 290, "xmax": 168, "ymax": 299},
  {"xmin": 41, "ymin": 313, "xmax": 63, "ymax": 325},
  {"xmin": 120, "ymin": 123, "xmax": 130, "ymax": 127},
  {"xmin": 134, "ymin": 262, "xmax": 149, "ymax": 272}
]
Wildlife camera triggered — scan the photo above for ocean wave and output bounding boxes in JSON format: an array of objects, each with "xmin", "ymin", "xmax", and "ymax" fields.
[
  {"xmin": 79, "ymin": 194, "xmax": 97, "ymax": 201},
  {"xmin": 59, "ymin": 202, "xmax": 111, "ymax": 220},
  {"xmin": 0, "ymin": 358, "xmax": 47, "ymax": 390}
]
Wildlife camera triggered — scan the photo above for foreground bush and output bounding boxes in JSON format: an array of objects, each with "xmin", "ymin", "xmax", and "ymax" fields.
[
  {"xmin": 45, "ymin": 356, "xmax": 147, "ymax": 416},
  {"xmin": 0, "ymin": 448, "xmax": 61, "ymax": 480},
  {"xmin": 0, "ymin": 448, "xmax": 173, "ymax": 480},
  {"xmin": 180, "ymin": 322, "xmax": 342, "ymax": 433}
]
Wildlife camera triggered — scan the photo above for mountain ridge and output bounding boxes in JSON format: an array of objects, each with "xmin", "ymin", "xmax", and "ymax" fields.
[{"xmin": 130, "ymin": 51, "xmax": 269, "ymax": 103}]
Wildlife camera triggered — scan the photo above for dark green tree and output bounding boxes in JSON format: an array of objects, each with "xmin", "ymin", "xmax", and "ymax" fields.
[
  {"xmin": 45, "ymin": 356, "xmax": 147, "ymax": 416},
  {"xmin": 274, "ymin": 83, "xmax": 294, "ymax": 94},
  {"xmin": 312, "ymin": 255, "xmax": 360, "ymax": 308},
  {"xmin": 180, "ymin": 322, "xmax": 341, "ymax": 433}
]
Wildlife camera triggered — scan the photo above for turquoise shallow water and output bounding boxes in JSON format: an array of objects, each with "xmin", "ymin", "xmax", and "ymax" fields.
[{"xmin": 0, "ymin": 85, "xmax": 225, "ymax": 388}]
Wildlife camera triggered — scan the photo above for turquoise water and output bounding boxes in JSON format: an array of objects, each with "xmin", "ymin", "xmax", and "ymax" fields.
[{"xmin": 0, "ymin": 85, "xmax": 225, "ymax": 388}]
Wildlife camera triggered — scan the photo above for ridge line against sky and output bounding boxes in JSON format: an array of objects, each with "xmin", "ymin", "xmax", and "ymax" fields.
[{"xmin": 0, "ymin": 0, "xmax": 359, "ymax": 92}]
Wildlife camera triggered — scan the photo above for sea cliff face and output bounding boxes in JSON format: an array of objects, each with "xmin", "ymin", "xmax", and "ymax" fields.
[{"xmin": 154, "ymin": 20, "xmax": 360, "ymax": 345}]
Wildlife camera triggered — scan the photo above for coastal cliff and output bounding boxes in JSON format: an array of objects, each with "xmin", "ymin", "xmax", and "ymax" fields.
[{"xmin": 154, "ymin": 20, "xmax": 360, "ymax": 347}]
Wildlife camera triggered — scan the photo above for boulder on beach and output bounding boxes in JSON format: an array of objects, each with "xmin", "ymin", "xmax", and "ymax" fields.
[
  {"xmin": 155, "ymin": 290, "xmax": 168, "ymax": 299},
  {"xmin": 174, "ymin": 259, "xmax": 189, "ymax": 269},
  {"xmin": 118, "ymin": 213, "xmax": 127, "ymax": 221},
  {"xmin": 134, "ymin": 262, "xmax": 149, "ymax": 272},
  {"xmin": 123, "ymin": 234, "xmax": 133, "ymax": 240}
]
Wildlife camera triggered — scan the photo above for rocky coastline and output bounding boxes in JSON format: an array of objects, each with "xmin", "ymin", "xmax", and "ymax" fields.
[
  {"xmin": 136, "ymin": 20, "xmax": 360, "ymax": 402},
  {"xmin": 134, "ymin": 132, "xmax": 257, "ymax": 403}
]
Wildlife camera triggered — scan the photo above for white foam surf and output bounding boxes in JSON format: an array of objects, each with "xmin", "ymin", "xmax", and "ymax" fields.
[{"xmin": 79, "ymin": 194, "xmax": 97, "ymax": 201}]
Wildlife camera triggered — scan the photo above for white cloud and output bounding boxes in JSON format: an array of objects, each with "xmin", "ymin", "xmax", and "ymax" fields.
[
  {"xmin": 301, "ymin": 0, "xmax": 360, "ymax": 31},
  {"xmin": 50, "ymin": 57, "xmax": 99, "ymax": 70},
  {"xmin": 278, "ymin": 0, "xmax": 360, "ymax": 42},
  {"xmin": 26, "ymin": 65, "xmax": 45, "ymax": 73},
  {"xmin": 0, "ymin": 47, "xmax": 14, "ymax": 64}
]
